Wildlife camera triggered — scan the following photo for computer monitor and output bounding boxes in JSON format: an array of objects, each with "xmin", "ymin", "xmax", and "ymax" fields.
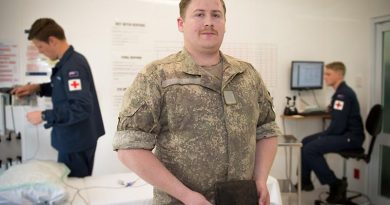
[{"xmin": 290, "ymin": 61, "xmax": 324, "ymax": 90}]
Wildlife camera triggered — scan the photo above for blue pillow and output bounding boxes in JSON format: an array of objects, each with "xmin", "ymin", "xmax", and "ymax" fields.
[{"xmin": 0, "ymin": 160, "xmax": 70, "ymax": 205}]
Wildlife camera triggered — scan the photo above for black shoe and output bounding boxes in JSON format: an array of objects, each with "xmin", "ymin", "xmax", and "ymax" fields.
[
  {"xmin": 326, "ymin": 193, "xmax": 346, "ymax": 204},
  {"xmin": 294, "ymin": 182, "xmax": 314, "ymax": 191},
  {"xmin": 326, "ymin": 179, "xmax": 347, "ymax": 203}
]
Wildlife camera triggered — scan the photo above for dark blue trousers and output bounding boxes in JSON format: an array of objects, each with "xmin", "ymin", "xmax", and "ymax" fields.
[
  {"xmin": 58, "ymin": 146, "xmax": 97, "ymax": 177},
  {"xmin": 301, "ymin": 132, "xmax": 361, "ymax": 185}
]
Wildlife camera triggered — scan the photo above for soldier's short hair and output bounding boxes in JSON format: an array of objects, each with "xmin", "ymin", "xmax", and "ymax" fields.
[
  {"xmin": 326, "ymin": 61, "xmax": 346, "ymax": 76},
  {"xmin": 179, "ymin": 0, "xmax": 226, "ymax": 19},
  {"xmin": 27, "ymin": 18, "xmax": 66, "ymax": 43}
]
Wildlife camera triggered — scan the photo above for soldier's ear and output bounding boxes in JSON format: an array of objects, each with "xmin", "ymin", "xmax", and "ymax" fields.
[
  {"xmin": 177, "ymin": 17, "xmax": 184, "ymax": 33},
  {"xmin": 48, "ymin": 36, "xmax": 58, "ymax": 46}
]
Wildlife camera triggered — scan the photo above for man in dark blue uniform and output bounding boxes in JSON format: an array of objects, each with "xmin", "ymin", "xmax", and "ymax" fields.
[
  {"xmin": 11, "ymin": 18, "xmax": 105, "ymax": 177},
  {"xmin": 299, "ymin": 62, "xmax": 364, "ymax": 203}
]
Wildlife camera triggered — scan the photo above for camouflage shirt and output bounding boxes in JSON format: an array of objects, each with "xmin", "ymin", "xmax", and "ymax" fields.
[{"xmin": 113, "ymin": 49, "xmax": 281, "ymax": 205}]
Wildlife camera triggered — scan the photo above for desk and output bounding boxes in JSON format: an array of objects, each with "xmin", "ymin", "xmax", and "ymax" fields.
[
  {"xmin": 278, "ymin": 134, "xmax": 302, "ymax": 205},
  {"xmin": 281, "ymin": 114, "xmax": 331, "ymax": 134},
  {"xmin": 279, "ymin": 114, "xmax": 330, "ymax": 205}
]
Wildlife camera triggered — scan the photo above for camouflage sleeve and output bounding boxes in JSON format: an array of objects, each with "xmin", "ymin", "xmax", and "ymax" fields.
[
  {"xmin": 256, "ymin": 76, "xmax": 282, "ymax": 140},
  {"xmin": 112, "ymin": 67, "xmax": 161, "ymax": 151}
]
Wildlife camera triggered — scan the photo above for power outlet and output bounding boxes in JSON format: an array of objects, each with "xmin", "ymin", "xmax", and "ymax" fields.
[{"xmin": 354, "ymin": 168, "xmax": 360, "ymax": 179}]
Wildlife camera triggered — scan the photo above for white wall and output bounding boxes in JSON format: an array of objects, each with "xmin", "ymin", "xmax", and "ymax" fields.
[{"xmin": 1, "ymin": 0, "xmax": 390, "ymax": 194}]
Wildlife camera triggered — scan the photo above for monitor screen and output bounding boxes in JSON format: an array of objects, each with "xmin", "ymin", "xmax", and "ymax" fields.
[{"xmin": 290, "ymin": 61, "xmax": 324, "ymax": 90}]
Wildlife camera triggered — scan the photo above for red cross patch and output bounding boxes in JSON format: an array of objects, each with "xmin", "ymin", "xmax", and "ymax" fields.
[
  {"xmin": 68, "ymin": 79, "xmax": 82, "ymax": 91},
  {"xmin": 333, "ymin": 100, "xmax": 344, "ymax": 111}
]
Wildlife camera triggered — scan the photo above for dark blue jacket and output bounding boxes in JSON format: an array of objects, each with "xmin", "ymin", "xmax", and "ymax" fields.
[
  {"xmin": 40, "ymin": 46, "xmax": 105, "ymax": 153},
  {"xmin": 326, "ymin": 81, "xmax": 364, "ymax": 141}
]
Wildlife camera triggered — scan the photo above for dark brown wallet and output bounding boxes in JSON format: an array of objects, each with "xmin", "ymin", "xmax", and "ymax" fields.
[{"xmin": 215, "ymin": 180, "xmax": 259, "ymax": 205}]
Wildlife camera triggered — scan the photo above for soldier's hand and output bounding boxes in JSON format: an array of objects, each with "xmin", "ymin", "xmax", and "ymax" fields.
[
  {"xmin": 11, "ymin": 84, "xmax": 40, "ymax": 98},
  {"xmin": 256, "ymin": 181, "xmax": 270, "ymax": 205},
  {"xmin": 182, "ymin": 191, "xmax": 212, "ymax": 205},
  {"xmin": 26, "ymin": 111, "xmax": 43, "ymax": 125}
]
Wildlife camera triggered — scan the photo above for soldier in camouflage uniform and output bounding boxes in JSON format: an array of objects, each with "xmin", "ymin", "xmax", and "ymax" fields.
[{"xmin": 113, "ymin": 0, "xmax": 281, "ymax": 204}]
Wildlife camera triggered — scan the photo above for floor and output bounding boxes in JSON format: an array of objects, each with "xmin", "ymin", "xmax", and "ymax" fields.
[
  {"xmin": 280, "ymin": 186, "xmax": 373, "ymax": 205},
  {"xmin": 281, "ymin": 186, "xmax": 327, "ymax": 205}
]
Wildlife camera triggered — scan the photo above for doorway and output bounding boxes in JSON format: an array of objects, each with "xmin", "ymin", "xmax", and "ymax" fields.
[{"xmin": 369, "ymin": 16, "xmax": 390, "ymax": 205}]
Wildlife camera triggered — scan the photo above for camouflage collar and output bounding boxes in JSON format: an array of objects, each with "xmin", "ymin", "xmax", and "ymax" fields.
[{"xmin": 178, "ymin": 49, "xmax": 245, "ymax": 76}]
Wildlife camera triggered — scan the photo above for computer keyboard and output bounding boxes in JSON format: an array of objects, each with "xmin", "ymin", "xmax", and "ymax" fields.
[{"xmin": 298, "ymin": 110, "xmax": 329, "ymax": 116}]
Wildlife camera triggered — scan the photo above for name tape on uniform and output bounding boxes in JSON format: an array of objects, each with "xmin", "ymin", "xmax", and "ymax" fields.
[
  {"xmin": 224, "ymin": 90, "xmax": 237, "ymax": 105},
  {"xmin": 68, "ymin": 70, "xmax": 79, "ymax": 78}
]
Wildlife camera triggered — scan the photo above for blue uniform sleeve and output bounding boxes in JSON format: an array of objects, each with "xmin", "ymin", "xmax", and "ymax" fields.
[
  {"xmin": 39, "ymin": 83, "xmax": 52, "ymax": 97},
  {"xmin": 326, "ymin": 93, "xmax": 351, "ymax": 135},
  {"xmin": 43, "ymin": 63, "xmax": 94, "ymax": 128}
]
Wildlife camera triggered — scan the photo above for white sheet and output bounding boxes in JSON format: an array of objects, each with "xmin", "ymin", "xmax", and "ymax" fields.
[{"xmin": 62, "ymin": 173, "xmax": 282, "ymax": 205}]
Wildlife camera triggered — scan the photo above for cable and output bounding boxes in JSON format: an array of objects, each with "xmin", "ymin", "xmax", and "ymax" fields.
[
  {"xmin": 9, "ymin": 104, "xmax": 16, "ymax": 132},
  {"xmin": 284, "ymin": 147, "xmax": 289, "ymax": 180},
  {"xmin": 117, "ymin": 178, "xmax": 140, "ymax": 187},
  {"xmin": 60, "ymin": 177, "xmax": 145, "ymax": 205},
  {"xmin": 20, "ymin": 106, "xmax": 40, "ymax": 162},
  {"xmin": 61, "ymin": 180, "xmax": 89, "ymax": 205},
  {"xmin": 22, "ymin": 124, "xmax": 40, "ymax": 162},
  {"xmin": 311, "ymin": 90, "xmax": 320, "ymax": 107},
  {"xmin": 1, "ymin": 95, "xmax": 7, "ymax": 136},
  {"xmin": 297, "ymin": 91, "xmax": 310, "ymax": 106}
]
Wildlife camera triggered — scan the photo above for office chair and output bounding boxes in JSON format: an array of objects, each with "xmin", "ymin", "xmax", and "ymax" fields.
[{"xmin": 315, "ymin": 104, "xmax": 383, "ymax": 205}]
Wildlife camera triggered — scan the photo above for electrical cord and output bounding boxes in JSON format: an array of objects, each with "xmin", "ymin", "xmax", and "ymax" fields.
[
  {"xmin": 9, "ymin": 99, "xmax": 150, "ymax": 205},
  {"xmin": 311, "ymin": 90, "xmax": 320, "ymax": 107},
  {"xmin": 10, "ymin": 104, "xmax": 16, "ymax": 132},
  {"xmin": 2, "ymin": 103, "xmax": 40, "ymax": 165},
  {"xmin": 19, "ymin": 106, "xmax": 40, "ymax": 162},
  {"xmin": 22, "ymin": 124, "xmax": 40, "ymax": 162},
  {"xmin": 284, "ymin": 146, "xmax": 290, "ymax": 181},
  {"xmin": 297, "ymin": 91, "xmax": 310, "ymax": 106},
  {"xmin": 60, "ymin": 177, "xmax": 145, "ymax": 205}
]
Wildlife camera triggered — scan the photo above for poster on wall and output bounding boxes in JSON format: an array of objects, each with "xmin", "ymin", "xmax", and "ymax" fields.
[
  {"xmin": 221, "ymin": 43, "xmax": 278, "ymax": 96},
  {"xmin": 110, "ymin": 18, "xmax": 279, "ymax": 115},
  {"xmin": 25, "ymin": 42, "xmax": 52, "ymax": 76},
  {"xmin": 111, "ymin": 20, "xmax": 150, "ymax": 115},
  {"xmin": 111, "ymin": 21, "xmax": 183, "ymax": 115},
  {"xmin": 0, "ymin": 42, "xmax": 19, "ymax": 88}
]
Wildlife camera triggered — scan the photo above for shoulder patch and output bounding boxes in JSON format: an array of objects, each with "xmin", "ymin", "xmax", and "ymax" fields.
[
  {"xmin": 68, "ymin": 79, "xmax": 82, "ymax": 91},
  {"xmin": 337, "ymin": 94, "xmax": 345, "ymax": 99},
  {"xmin": 333, "ymin": 100, "xmax": 344, "ymax": 111},
  {"xmin": 68, "ymin": 70, "xmax": 79, "ymax": 78}
]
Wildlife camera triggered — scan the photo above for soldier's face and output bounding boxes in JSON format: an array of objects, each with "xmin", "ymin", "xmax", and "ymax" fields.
[
  {"xmin": 32, "ymin": 38, "xmax": 59, "ymax": 61},
  {"xmin": 324, "ymin": 68, "xmax": 342, "ymax": 87},
  {"xmin": 177, "ymin": 0, "xmax": 226, "ymax": 55}
]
